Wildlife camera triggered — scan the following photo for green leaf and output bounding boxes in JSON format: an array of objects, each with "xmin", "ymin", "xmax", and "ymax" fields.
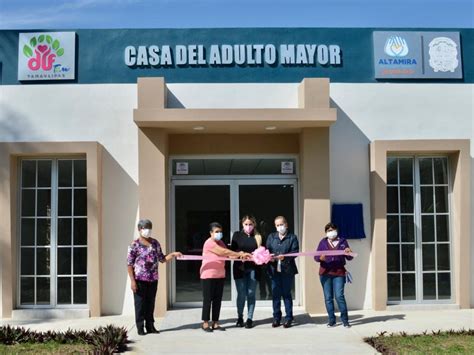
[
  {"xmin": 46, "ymin": 35, "xmax": 52, "ymax": 44},
  {"xmin": 29, "ymin": 37, "xmax": 37, "ymax": 47},
  {"xmin": 56, "ymin": 48, "xmax": 64, "ymax": 56},
  {"xmin": 52, "ymin": 39, "xmax": 60, "ymax": 50},
  {"xmin": 38, "ymin": 35, "xmax": 45, "ymax": 43},
  {"xmin": 23, "ymin": 45, "xmax": 33, "ymax": 57}
]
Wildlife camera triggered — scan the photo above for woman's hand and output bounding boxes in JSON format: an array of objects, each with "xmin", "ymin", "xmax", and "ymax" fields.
[
  {"xmin": 131, "ymin": 280, "xmax": 137, "ymax": 293},
  {"xmin": 271, "ymin": 254, "xmax": 284, "ymax": 261},
  {"xmin": 344, "ymin": 248, "xmax": 352, "ymax": 254},
  {"xmin": 320, "ymin": 254, "xmax": 326, "ymax": 261},
  {"xmin": 239, "ymin": 251, "xmax": 252, "ymax": 260},
  {"xmin": 173, "ymin": 251, "xmax": 183, "ymax": 258}
]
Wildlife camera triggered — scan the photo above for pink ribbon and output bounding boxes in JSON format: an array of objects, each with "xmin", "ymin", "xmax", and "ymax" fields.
[{"xmin": 177, "ymin": 249, "xmax": 357, "ymax": 263}]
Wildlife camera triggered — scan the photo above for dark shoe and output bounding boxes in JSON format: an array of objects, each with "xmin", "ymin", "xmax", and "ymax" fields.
[
  {"xmin": 343, "ymin": 322, "xmax": 351, "ymax": 328},
  {"xmin": 283, "ymin": 320, "xmax": 292, "ymax": 328},
  {"xmin": 201, "ymin": 324, "xmax": 213, "ymax": 333},
  {"xmin": 145, "ymin": 324, "xmax": 160, "ymax": 334},
  {"xmin": 272, "ymin": 320, "xmax": 281, "ymax": 328},
  {"xmin": 327, "ymin": 322, "xmax": 336, "ymax": 328},
  {"xmin": 137, "ymin": 327, "xmax": 146, "ymax": 336},
  {"xmin": 212, "ymin": 325, "xmax": 226, "ymax": 331},
  {"xmin": 236, "ymin": 317, "xmax": 244, "ymax": 327},
  {"xmin": 245, "ymin": 319, "xmax": 253, "ymax": 329}
]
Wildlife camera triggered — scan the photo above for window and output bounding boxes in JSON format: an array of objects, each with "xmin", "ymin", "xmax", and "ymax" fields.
[
  {"xmin": 387, "ymin": 156, "xmax": 452, "ymax": 303},
  {"xmin": 19, "ymin": 158, "xmax": 87, "ymax": 307}
]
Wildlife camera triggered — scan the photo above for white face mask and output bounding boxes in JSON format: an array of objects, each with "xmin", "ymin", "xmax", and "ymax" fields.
[
  {"xmin": 276, "ymin": 225, "xmax": 287, "ymax": 235},
  {"xmin": 140, "ymin": 228, "xmax": 151, "ymax": 238},
  {"xmin": 326, "ymin": 230, "xmax": 338, "ymax": 239},
  {"xmin": 214, "ymin": 232, "xmax": 223, "ymax": 241}
]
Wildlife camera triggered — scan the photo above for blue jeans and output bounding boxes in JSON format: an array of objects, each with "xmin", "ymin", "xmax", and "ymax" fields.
[
  {"xmin": 235, "ymin": 269, "xmax": 257, "ymax": 320},
  {"xmin": 271, "ymin": 272, "xmax": 294, "ymax": 322},
  {"xmin": 320, "ymin": 275, "xmax": 349, "ymax": 324}
]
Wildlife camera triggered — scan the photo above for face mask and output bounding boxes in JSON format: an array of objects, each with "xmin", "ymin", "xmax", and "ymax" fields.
[
  {"xmin": 243, "ymin": 225, "xmax": 254, "ymax": 234},
  {"xmin": 214, "ymin": 232, "xmax": 223, "ymax": 241},
  {"xmin": 277, "ymin": 225, "xmax": 287, "ymax": 235},
  {"xmin": 140, "ymin": 228, "xmax": 151, "ymax": 238},
  {"xmin": 326, "ymin": 230, "xmax": 338, "ymax": 240}
]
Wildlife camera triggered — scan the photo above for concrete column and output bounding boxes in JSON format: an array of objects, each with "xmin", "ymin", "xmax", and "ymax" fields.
[
  {"xmin": 451, "ymin": 149, "xmax": 471, "ymax": 308},
  {"xmin": 369, "ymin": 142, "xmax": 388, "ymax": 310},
  {"xmin": 0, "ymin": 150, "xmax": 14, "ymax": 318},
  {"xmin": 300, "ymin": 127, "xmax": 331, "ymax": 314},
  {"xmin": 138, "ymin": 128, "xmax": 169, "ymax": 317}
]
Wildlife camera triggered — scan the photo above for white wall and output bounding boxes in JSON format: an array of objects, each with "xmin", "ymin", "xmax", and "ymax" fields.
[
  {"xmin": 167, "ymin": 83, "xmax": 299, "ymax": 108},
  {"xmin": 0, "ymin": 84, "xmax": 140, "ymax": 316},
  {"xmin": 330, "ymin": 84, "xmax": 472, "ymax": 141},
  {"xmin": 330, "ymin": 83, "xmax": 473, "ymax": 310},
  {"xmin": 167, "ymin": 82, "xmax": 473, "ymax": 310},
  {"xmin": 1, "ymin": 82, "xmax": 472, "ymax": 316}
]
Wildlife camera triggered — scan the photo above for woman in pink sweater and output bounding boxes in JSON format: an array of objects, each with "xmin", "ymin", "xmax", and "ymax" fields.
[{"xmin": 200, "ymin": 222, "xmax": 251, "ymax": 332}]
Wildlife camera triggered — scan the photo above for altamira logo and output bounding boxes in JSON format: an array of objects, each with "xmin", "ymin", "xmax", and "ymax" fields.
[
  {"xmin": 22, "ymin": 34, "xmax": 64, "ymax": 71},
  {"xmin": 384, "ymin": 36, "xmax": 409, "ymax": 57}
]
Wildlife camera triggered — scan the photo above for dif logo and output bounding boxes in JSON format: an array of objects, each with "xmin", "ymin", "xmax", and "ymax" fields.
[{"xmin": 18, "ymin": 32, "xmax": 76, "ymax": 81}]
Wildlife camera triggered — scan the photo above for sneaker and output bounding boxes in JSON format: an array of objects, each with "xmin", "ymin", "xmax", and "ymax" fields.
[
  {"xmin": 245, "ymin": 319, "xmax": 253, "ymax": 329},
  {"xmin": 283, "ymin": 320, "xmax": 292, "ymax": 328},
  {"xmin": 272, "ymin": 320, "xmax": 281, "ymax": 328},
  {"xmin": 326, "ymin": 322, "xmax": 336, "ymax": 328},
  {"xmin": 236, "ymin": 317, "xmax": 244, "ymax": 327},
  {"xmin": 343, "ymin": 323, "xmax": 351, "ymax": 328},
  {"xmin": 137, "ymin": 327, "xmax": 146, "ymax": 336}
]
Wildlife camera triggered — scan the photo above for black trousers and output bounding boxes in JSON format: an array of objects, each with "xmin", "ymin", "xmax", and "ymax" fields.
[
  {"xmin": 201, "ymin": 278, "xmax": 225, "ymax": 322},
  {"xmin": 133, "ymin": 280, "xmax": 158, "ymax": 327}
]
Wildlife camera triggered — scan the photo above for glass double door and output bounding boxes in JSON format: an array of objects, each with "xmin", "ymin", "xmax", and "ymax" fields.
[{"xmin": 171, "ymin": 179, "xmax": 297, "ymax": 306}]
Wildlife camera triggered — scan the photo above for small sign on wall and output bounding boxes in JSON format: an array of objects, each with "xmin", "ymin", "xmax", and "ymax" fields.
[
  {"xmin": 373, "ymin": 31, "xmax": 462, "ymax": 79},
  {"xmin": 18, "ymin": 32, "xmax": 76, "ymax": 81},
  {"xmin": 176, "ymin": 162, "xmax": 189, "ymax": 175},
  {"xmin": 281, "ymin": 161, "xmax": 294, "ymax": 174}
]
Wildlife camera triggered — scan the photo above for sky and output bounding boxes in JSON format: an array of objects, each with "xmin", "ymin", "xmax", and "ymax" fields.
[{"xmin": 0, "ymin": 0, "xmax": 473, "ymax": 29}]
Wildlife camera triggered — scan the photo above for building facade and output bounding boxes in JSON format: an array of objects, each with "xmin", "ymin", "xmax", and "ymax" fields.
[{"xmin": 0, "ymin": 28, "xmax": 472, "ymax": 319}]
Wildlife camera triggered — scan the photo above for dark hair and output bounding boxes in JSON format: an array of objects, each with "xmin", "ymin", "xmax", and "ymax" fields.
[
  {"xmin": 324, "ymin": 222, "xmax": 337, "ymax": 232},
  {"xmin": 137, "ymin": 219, "xmax": 152, "ymax": 230},
  {"xmin": 209, "ymin": 222, "xmax": 222, "ymax": 232}
]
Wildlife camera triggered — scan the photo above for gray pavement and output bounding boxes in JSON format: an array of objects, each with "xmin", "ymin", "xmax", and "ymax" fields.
[{"xmin": 1, "ymin": 308, "xmax": 473, "ymax": 354}]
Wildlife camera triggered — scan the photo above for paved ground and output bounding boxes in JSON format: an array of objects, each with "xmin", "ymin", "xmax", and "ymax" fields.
[{"xmin": 1, "ymin": 308, "xmax": 473, "ymax": 354}]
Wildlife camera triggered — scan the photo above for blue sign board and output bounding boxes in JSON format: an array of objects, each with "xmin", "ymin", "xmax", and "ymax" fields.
[{"xmin": 0, "ymin": 28, "xmax": 472, "ymax": 85}]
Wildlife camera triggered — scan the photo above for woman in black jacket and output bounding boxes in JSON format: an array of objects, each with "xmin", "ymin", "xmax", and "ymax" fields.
[
  {"xmin": 231, "ymin": 215, "xmax": 262, "ymax": 329},
  {"xmin": 266, "ymin": 215, "xmax": 299, "ymax": 328}
]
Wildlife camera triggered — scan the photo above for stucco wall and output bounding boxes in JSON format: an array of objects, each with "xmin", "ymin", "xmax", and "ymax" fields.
[
  {"xmin": 471, "ymin": 100, "xmax": 474, "ymax": 308},
  {"xmin": 329, "ymin": 83, "xmax": 473, "ymax": 309},
  {"xmin": 0, "ymin": 84, "xmax": 140, "ymax": 316},
  {"xmin": 0, "ymin": 82, "xmax": 472, "ymax": 316}
]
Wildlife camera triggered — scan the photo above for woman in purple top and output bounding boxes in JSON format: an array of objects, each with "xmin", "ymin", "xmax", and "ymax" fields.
[
  {"xmin": 127, "ymin": 219, "xmax": 182, "ymax": 336},
  {"xmin": 314, "ymin": 222, "xmax": 353, "ymax": 328}
]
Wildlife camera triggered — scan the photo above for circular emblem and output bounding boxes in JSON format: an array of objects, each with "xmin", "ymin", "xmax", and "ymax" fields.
[{"xmin": 429, "ymin": 37, "xmax": 458, "ymax": 73}]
